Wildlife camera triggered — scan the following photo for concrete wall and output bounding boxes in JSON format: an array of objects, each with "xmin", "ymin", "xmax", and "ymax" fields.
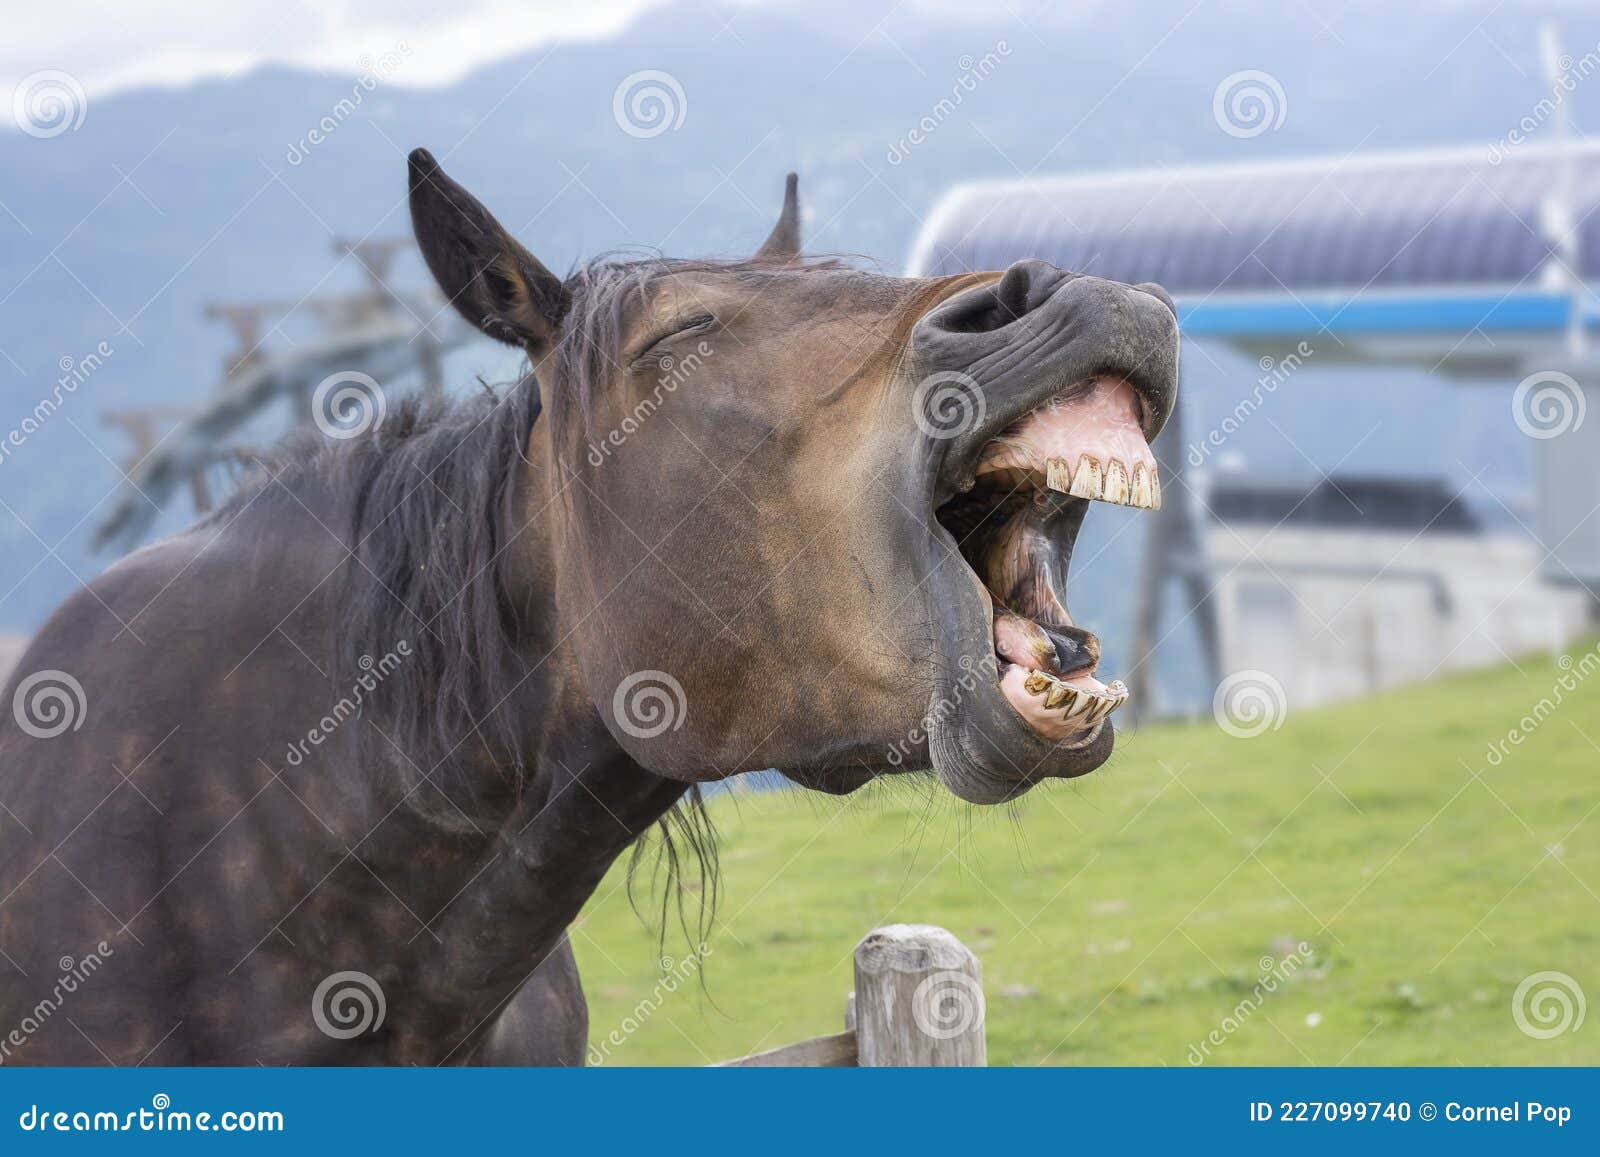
[{"xmin": 1208, "ymin": 525, "xmax": 1592, "ymax": 708}]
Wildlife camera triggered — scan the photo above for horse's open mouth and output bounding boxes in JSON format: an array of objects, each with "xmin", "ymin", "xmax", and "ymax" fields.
[{"xmin": 934, "ymin": 374, "xmax": 1157, "ymax": 744}]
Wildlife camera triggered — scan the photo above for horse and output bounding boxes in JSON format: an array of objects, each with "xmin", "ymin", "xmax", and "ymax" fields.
[{"xmin": 0, "ymin": 149, "xmax": 1178, "ymax": 1064}]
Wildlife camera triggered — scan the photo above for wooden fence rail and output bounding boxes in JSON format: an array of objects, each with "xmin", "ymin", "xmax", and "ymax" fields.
[{"xmin": 716, "ymin": 924, "xmax": 985, "ymax": 1067}]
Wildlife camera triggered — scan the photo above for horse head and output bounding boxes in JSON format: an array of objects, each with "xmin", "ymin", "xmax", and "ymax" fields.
[{"xmin": 408, "ymin": 149, "xmax": 1178, "ymax": 805}]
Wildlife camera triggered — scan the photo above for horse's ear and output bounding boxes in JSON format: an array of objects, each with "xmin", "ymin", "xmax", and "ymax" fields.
[
  {"xmin": 752, "ymin": 172, "xmax": 801, "ymax": 263},
  {"xmin": 408, "ymin": 148, "xmax": 569, "ymax": 353}
]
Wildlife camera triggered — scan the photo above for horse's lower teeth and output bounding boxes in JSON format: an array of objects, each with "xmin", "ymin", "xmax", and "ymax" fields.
[{"xmin": 1021, "ymin": 669, "xmax": 1129, "ymax": 723}]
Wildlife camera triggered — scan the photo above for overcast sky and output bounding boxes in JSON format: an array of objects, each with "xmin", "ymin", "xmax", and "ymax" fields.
[
  {"xmin": 6, "ymin": 0, "xmax": 1584, "ymax": 108},
  {"xmin": 2, "ymin": 0, "xmax": 683, "ymax": 98}
]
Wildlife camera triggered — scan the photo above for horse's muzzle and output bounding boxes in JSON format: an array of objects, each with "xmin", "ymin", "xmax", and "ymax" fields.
[{"xmin": 909, "ymin": 260, "xmax": 1180, "ymax": 801}]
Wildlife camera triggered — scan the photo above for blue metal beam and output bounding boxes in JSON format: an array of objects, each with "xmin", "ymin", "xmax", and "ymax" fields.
[{"xmin": 1176, "ymin": 289, "xmax": 1592, "ymax": 336}]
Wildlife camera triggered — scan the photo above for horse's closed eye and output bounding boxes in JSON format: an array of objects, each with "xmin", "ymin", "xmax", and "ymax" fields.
[{"xmin": 630, "ymin": 313, "xmax": 715, "ymax": 367}]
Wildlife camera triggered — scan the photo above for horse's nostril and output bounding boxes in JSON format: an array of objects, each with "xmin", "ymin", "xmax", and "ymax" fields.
[
  {"xmin": 1134, "ymin": 281, "xmax": 1178, "ymax": 320},
  {"xmin": 935, "ymin": 279, "xmax": 1025, "ymax": 335},
  {"xmin": 931, "ymin": 259, "xmax": 1064, "ymax": 335},
  {"xmin": 990, "ymin": 261, "xmax": 1038, "ymax": 324}
]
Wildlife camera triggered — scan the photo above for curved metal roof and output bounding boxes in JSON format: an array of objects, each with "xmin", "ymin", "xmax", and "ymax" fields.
[{"xmin": 906, "ymin": 143, "xmax": 1600, "ymax": 295}]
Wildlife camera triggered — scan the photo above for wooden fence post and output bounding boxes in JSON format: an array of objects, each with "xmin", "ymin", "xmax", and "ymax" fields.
[{"xmin": 852, "ymin": 924, "xmax": 985, "ymax": 1066}]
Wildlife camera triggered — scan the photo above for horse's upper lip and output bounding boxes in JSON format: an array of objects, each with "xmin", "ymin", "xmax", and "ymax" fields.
[{"xmin": 912, "ymin": 268, "xmax": 1180, "ymax": 508}]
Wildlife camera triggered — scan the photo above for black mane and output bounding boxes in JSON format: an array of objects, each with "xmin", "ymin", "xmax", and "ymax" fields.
[
  {"xmin": 208, "ymin": 253, "xmax": 860, "ymax": 937},
  {"xmin": 337, "ymin": 380, "xmax": 544, "ymax": 800},
  {"xmin": 219, "ymin": 302, "xmax": 719, "ymax": 938},
  {"xmin": 213, "ymin": 256, "xmax": 827, "ymax": 795}
]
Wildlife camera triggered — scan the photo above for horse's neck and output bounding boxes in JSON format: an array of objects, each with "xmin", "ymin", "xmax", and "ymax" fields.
[
  {"xmin": 399, "ymin": 429, "xmax": 691, "ymax": 1008},
  {"xmin": 497, "ymin": 439, "xmax": 693, "ymax": 848},
  {"xmin": 386, "ymin": 715, "xmax": 687, "ymax": 1055},
  {"xmin": 511, "ymin": 632, "xmax": 690, "ymax": 877}
]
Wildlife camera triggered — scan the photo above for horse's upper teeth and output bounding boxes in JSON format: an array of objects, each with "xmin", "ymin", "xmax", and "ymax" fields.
[
  {"xmin": 1131, "ymin": 464, "xmax": 1153, "ymax": 509},
  {"xmin": 1103, "ymin": 459, "xmax": 1128, "ymax": 504},
  {"xmin": 1069, "ymin": 456, "xmax": 1101, "ymax": 501},
  {"xmin": 1046, "ymin": 455, "xmax": 1160, "ymax": 510}
]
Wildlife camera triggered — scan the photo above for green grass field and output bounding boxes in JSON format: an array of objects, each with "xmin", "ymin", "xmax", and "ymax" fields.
[{"xmin": 571, "ymin": 645, "xmax": 1600, "ymax": 1066}]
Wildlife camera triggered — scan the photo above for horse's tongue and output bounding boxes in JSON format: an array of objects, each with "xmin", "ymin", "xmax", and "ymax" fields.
[
  {"xmin": 977, "ymin": 502, "xmax": 1068, "ymax": 624},
  {"xmin": 993, "ymin": 611, "xmax": 1057, "ymax": 670},
  {"xmin": 993, "ymin": 612, "xmax": 1098, "ymax": 676},
  {"xmin": 983, "ymin": 501, "xmax": 1098, "ymax": 676}
]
